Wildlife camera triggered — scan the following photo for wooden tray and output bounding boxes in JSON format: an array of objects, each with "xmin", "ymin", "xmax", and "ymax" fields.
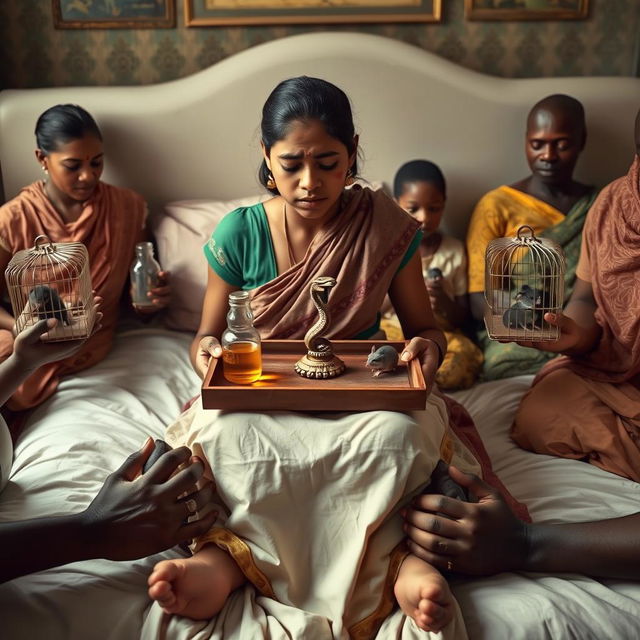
[{"xmin": 202, "ymin": 340, "xmax": 426, "ymax": 412}]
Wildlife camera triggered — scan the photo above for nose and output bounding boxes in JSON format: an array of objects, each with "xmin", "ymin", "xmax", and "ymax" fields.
[
  {"xmin": 78, "ymin": 166, "xmax": 94, "ymax": 182},
  {"xmin": 299, "ymin": 165, "xmax": 321, "ymax": 191},
  {"xmin": 540, "ymin": 143, "xmax": 558, "ymax": 163},
  {"xmin": 415, "ymin": 209, "xmax": 427, "ymax": 224}
]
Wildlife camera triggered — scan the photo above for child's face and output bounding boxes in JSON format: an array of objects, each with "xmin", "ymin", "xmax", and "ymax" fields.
[{"xmin": 396, "ymin": 181, "xmax": 445, "ymax": 236}]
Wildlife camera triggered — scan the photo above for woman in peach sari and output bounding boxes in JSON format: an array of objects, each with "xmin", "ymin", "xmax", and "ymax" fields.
[{"xmin": 0, "ymin": 104, "xmax": 170, "ymax": 412}]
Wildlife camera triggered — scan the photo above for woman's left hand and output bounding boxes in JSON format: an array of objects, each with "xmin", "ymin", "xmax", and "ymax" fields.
[
  {"xmin": 400, "ymin": 336, "xmax": 441, "ymax": 395},
  {"xmin": 135, "ymin": 271, "xmax": 171, "ymax": 314}
]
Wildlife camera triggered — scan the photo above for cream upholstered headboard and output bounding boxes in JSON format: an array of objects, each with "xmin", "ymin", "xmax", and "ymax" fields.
[{"xmin": 1, "ymin": 32, "xmax": 639, "ymax": 239}]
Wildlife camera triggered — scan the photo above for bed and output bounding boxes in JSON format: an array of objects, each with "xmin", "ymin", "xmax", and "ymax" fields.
[{"xmin": 1, "ymin": 32, "xmax": 639, "ymax": 640}]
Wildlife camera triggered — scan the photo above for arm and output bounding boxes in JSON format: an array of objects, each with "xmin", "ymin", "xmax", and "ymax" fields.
[
  {"xmin": 0, "ymin": 246, "xmax": 16, "ymax": 332},
  {"xmin": 425, "ymin": 278, "xmax": 468, "ymax": 329},
  {"xmin": 403, "ymin": 466, "xmax": 640, "ymax": 580},
  {"xmin": 0, "ymin": 440, "xmax": 218, "ymax": 583},
  {"xmin": 190, "ymin": 267, "xmax": 236, "ymax": 378},
  {"xmin": 389, "ymin": 252, "xmax": 446, "ymax": 392},
  {"xmin": 0, "ymin": 307, "xmax": 104, "ymax": 406}
]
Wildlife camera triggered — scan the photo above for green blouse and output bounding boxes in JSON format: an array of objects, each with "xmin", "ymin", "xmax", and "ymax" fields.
[{"xmin": 204, "ymin": 202, "xmax": 421, "ymax": 338}]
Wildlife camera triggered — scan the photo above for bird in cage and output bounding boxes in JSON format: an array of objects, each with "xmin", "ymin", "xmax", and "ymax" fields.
[
  {"xmin": 28, "ymin": 285, "xmax": 70, "ymax": 325},
  {"xmin": 502, "ymin": 284, "xmax": 545, "ymax": 331},
  {"xmin": 484, "ymin": 225, "xmax": 565, "ymax": 342}
]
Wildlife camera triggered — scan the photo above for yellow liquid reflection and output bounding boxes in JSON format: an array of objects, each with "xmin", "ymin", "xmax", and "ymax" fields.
[{"xmin": 222, "ymin": 341, "xmax": 262, "ymax": 384}]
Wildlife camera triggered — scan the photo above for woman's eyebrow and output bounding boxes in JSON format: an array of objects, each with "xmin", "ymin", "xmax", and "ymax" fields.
[
  {"xmin": 61, "ymin": 152, "xmax": 104, "ymax": 162},
  {"xmin": 277, "ymin": 151, "xmax": 339, "ymax": 160}
]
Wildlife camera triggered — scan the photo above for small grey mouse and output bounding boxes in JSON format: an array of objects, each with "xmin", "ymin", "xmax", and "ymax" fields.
[
  {"xmin": 365, "ymin": 344, "xmax": 399, "ymax": 377},
  {"xmin": 28, "ymin": 285, "xmax": 70, "ymax": 325}
]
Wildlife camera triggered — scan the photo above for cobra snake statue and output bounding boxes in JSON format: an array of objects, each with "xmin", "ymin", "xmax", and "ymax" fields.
[{"xmin": 294, "ymin": 276, "xmax": 346, "ymax": 379}]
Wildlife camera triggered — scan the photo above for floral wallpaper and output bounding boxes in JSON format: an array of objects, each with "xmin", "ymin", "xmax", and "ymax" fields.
[{"xmin": 0, "ymin": 0, "xmax": 639, "ymax": 89}]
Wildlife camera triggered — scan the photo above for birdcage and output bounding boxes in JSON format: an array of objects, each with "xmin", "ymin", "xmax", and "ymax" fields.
[
  {"xmin": 484, "ymin": 225, "xmax": 565, "ymax": 342},
  {"xmin": 5, "ymin": 235, "xmax": 96, "ymax": 343}
]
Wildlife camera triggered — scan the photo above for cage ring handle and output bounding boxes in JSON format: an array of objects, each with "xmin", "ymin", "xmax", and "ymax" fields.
[
  {"xmin": 33, "ymin": 234, "xmax": 55, "ymax": 253},
  {"xmin": 516, "ymin": 225, "xmax": 539, "ymax": 242}
]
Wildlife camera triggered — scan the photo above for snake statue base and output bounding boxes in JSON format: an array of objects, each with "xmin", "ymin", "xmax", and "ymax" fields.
[{"xmin": 294, "ymin": 276, "xmax": 346, "ymax": 379}]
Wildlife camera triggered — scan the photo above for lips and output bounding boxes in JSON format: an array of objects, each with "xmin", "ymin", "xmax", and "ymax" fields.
[{"xmin": 295, "ymin": 198, "xmax": 327, "ymax": 209}]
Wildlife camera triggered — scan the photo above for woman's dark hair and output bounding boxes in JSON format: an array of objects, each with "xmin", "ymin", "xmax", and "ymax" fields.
[
  {"xmin": 393, "ymin": 160, "xmax": 446, "ymax": 199},
  {"xmin": 35, "ymin": 104, "xmax": 102, "ymax": 155},
  {"xmin": 259, "ymin": 76, "xmax": 358, "ymax": 194}
]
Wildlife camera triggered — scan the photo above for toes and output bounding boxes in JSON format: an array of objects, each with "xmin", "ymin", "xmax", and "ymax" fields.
[
  {"xmin": 148, "ymin": 580, "xmax": 176, "ymax": 607},
  {"xmin": 419, "ymin": 582, "xmax": 446, "ymax": 605},
  {"xmin": 150, "ymin": 560, "xmax": 184, "ymax": 585}
]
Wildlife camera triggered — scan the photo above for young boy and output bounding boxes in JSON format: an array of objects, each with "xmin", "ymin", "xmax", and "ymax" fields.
[{"xmin": 382, "ymin": 160, "xmax": 483, "ymax": 389}]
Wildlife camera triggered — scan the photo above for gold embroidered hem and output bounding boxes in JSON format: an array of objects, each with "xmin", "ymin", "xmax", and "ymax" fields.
[
  {"xmin": 348, "ymin": 542, "xmax": 409, "ymax": 640},
  {"xmin": 197, "ymin": 526, "xmax": 277, "ymax": 600}
]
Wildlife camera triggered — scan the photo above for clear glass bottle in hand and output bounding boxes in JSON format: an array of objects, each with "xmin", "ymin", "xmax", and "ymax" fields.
[
  {"xmin": 222, "ymin": 291, "xmax": 262, "ymax": 384},
  {"xmin": 130, "ymin": 242, "xmax": 161, "ymax": 308}
]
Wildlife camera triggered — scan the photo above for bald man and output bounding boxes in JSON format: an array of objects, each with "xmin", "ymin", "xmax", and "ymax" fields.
[{"xmin": 466, "ymin": 94, "xmax": 599, "ymax": 380}]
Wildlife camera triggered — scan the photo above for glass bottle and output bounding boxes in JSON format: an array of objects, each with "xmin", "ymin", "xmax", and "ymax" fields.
[
  {"xmin": 130, "ymin": 242, "xmax": 161, "ymax": 308},
  {"xmin": 221, "ymin": 291, "xmax": 262, "ymax": 384}
]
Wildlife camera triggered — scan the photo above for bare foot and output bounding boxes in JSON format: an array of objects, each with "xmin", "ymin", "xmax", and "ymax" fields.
[
  {"xmin": 394, "ymin": 553, "xmax": 454, "ymax": 633},
  {"xmin": 148, "ymin": 544, "xmax": 246, "ymax": 620}
]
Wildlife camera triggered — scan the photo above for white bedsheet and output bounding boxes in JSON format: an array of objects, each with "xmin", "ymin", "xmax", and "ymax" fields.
[{"xmin": 0, "ymin": 329, "xmax": 638, "ymax": 639}]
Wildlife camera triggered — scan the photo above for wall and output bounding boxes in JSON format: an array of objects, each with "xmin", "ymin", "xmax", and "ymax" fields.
[{"xmin": 1, "ymin": 0, "xmax": 639, "ymax": 90}]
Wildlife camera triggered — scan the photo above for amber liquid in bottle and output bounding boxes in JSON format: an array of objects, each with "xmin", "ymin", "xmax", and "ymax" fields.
[{"xmin": 222, "ymin": 341, "xmax": 262, "ymax": 384}]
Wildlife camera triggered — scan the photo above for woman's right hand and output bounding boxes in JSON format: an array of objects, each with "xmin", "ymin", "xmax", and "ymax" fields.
[
  {"xmin": 195, "ymin": 335, "xmax": 222, "ymax": 379},
  {"xmin": 514, "ymin": 311, "xmax": 583, "ymax": 354}
]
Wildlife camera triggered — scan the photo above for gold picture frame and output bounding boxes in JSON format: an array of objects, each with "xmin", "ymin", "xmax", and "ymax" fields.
[
  {"xmin": 465, "ymin": 0, "xmax": 588, "ymax": 21},
  {"xmin": 184, "ymin": 0, "xmax": 442, "ymax": 27},
  {"xmin": 53, "ymin": 0, "xmax": 176, "ymax": 29}
]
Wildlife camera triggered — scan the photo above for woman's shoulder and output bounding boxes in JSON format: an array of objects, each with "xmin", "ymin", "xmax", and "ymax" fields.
[
  {"xmin": 0, "ymin": 182, "xmax": 42, "ymax": 219},
  {"xmin": 212, "ymin": 201, "xmax": 268, "ymax": 240}
]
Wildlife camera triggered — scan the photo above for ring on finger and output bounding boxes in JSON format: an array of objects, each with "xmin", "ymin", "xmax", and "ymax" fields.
[
  {"xmin": 435, "ymin": 540, "xmax": 448, "ymax": 553},
  {"xmin": 185, "ymin": 497, "xmax": 198, "ymax": 517}
]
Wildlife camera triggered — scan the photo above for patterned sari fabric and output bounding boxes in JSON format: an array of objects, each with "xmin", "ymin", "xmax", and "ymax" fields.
[
  {"xmin": 250, "ymin": 186, "xmax": 420, "ymax": 340},
  {"xmin": 474, "ymin": 186, "xmax": 598, "ymax": 381},
  {"xmin": 513, "ymin": 157, "xmax": 640, "ymax": 481},
  {"xmin": 0, "ymin": 181, "xmax": 146, "ymax": 410}
]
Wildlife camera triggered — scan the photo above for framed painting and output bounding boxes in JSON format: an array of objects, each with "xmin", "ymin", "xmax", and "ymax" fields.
[
  {"xmin": 184, "ymin": 0, "xmax": 442, "ymax": 26},
  {"xmin": 465, "ymin": 0, "xmax": 588, "ymax": 21},
  {"xmin": 53, "ymin": 0, "xmax": 176, "ymax": 29}
]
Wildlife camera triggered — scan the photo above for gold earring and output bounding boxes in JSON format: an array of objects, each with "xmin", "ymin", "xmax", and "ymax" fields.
[
  {"xmin": 345, "ymin": 170, "xmax": 355, "ymax": 187},
  {"xmin": 266, "ymin": 173, "xmax": 276, "ymax": 190}
]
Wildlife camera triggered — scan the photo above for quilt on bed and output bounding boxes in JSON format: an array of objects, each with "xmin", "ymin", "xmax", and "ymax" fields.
[{"xmin": 0, "ymin": 328, "xmax": 639, "ymax": 640}]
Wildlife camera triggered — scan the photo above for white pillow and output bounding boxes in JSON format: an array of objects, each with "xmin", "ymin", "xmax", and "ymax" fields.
[{"xmin": 152, "ymin": 195, "xmax": 268, "ymax": 332}]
